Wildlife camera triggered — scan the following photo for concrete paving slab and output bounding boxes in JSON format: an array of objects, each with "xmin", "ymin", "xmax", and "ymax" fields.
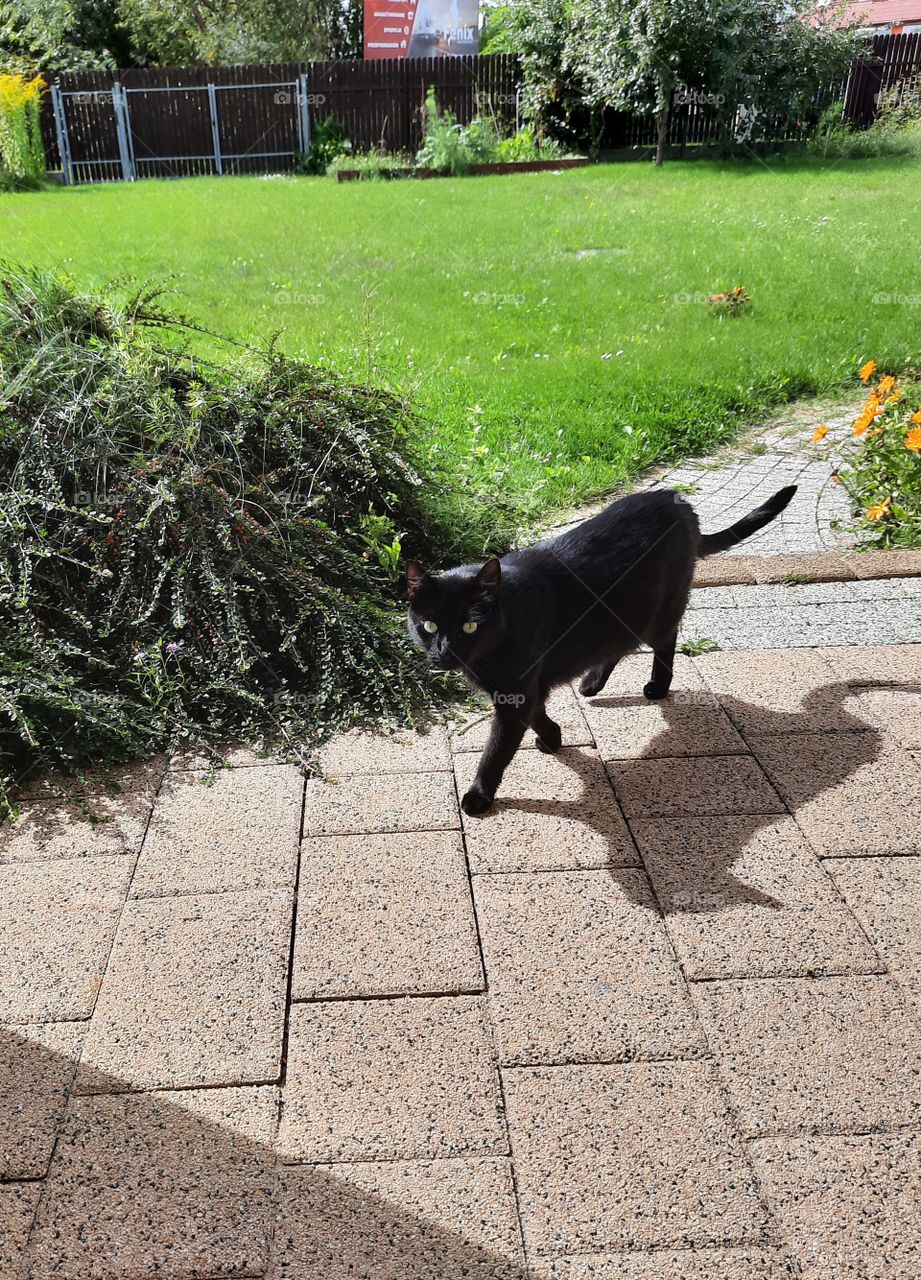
[
  {"xmin": 278, "ymin": 996, "xmax": 505, "ymax": 1163},
  {"xmin": 131, "ymin": 764, "xmax": 302, "ymax": 898},
  {"xmin": 694, "ymin": 976, "xmax": 921, "ymax": 1137},
  {"xmin": 1, "ymin": 776, "xmax": 154, "ymax": 865},
  {"xmin": 632, "ymin": 815, "xmax": 882, "ymax": 980},
  {"xmin": 751, "ymin": 1131, "xmax": 921, "ymax": 1280},
  {"xmin": 0, "ymin": 1022, "xmax": 84, "ymax": 1179},
  {"xmin": 269, "ymin": 1158, "xmax": 525, "ymax": 1280},
  {"xmin": 456, "ymin": 747, "xmax": 638, "ymax": 873},
  {"xmin": 0, "ymin": 857, "xmax": 132, "ymax": 1023},
  {"xmin": 78, "ymin": 889, "xmax": 291, "ymax": 1092},
  {"xmin": 450, "ymin": 684, "xmax": 593, "ymax": 754},
  {"xmin": 26, "ymin": 1086, "xmax": 278, "ymax": 1280},
  {"xmin": 474, "ymin": 870, "xmax": 704, "ymax": 1065},
  {"xmin": 535, "ymin": 1248, "xmax": 796, "ymax": 1279},
  {"xmin": 0, "ymin": 1182, "xmax": 40, "ymax": 1280},
  {"xmin": 503, "ymin": 1061, "xmax": 766, "ymax": 1256},
  {"xmin": 320, "ymin": 725, "xmax": 453, "ymax": 774},
  {"xmin": 292, "ymin": 831, "xmax": 483, "ymax": 998},
  {"xmin": 304, "ymin": 770, "xmax": 459, "ymax": 837},
  {"xmin": 608, "ymin": 754, "xmax": 784, "ymax": 819},
  {"xmin": 828, "ymin": 856, "xmax": 921, "ymax": 1018},
  {"xmin": 749, "ymin": 733, "xmax": 921, "ymax": 858},
  {"xmin": 693, "ymin": 649, "xmax": 850, "ymax": 733}
]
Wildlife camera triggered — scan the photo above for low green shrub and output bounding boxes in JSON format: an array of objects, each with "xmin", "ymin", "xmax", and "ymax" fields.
[
  {"xmin": 299, "ymin": 116, "xmax": 352, "ymax": 175},
  {"xmin": 325, "ymin": 148, "xmax": 412, "ymax": 178},
  {"xmin": 0, "ymin": 73, "xmax": 46, "ymax": 184},
  {"xmin": 492, "ymin": 125, "xmax": 563, "ymax": 162},
  {"xmin": 0, "ymin": 266, "xmax": 501, "ymax": 814},
  {"xmin": 810, "ymin": 84, "xmax": 921, "ymax": 160}
]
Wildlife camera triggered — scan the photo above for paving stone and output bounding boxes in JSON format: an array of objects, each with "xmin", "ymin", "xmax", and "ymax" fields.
[
  {"xmin": 694, "ymin": 976, "xmax": 921, "ymax": 1137},
  {"xmin": 473, "ymin": 871, "xmax": 704, "ymax": 1065},
  {"xmin": 11, "ymin": 756, "xmax": 165, "ymax": 804},
  {"xmin": 584, "ymin": 691, "xmax": 745, "ymax": 760},
  {"xmin": 1, "ymin": 761, "xmax": 158, "ymax": 863},
  {"xmin": 0, "ymin": 857, "xmax": 132, "ymax": 1023},
  {"xmin": 751, "ymin": 1131, "xmax": 921, "ymax": 1280},
  {"xmin": 303, "ymin": 770, "xmax": 458, "ymax": 836},
  {"xmin": 693, "ymin": 649, "xmax": 851, "ymax": 733},
  {"xmin": 0, "ymin": 1022, "xmax": 84, "ymax": 1179},
  {"xmin": 632, "ymin": 815, "xmax": 881, "ymax": 980},
  {"xmin": 26, "ymin": 1086, "xmax": 277, "ymax": 1280},
  {"xmin": 503, "ymin": 1061, "xmax": 766, "ymax": 1255},
  {"xmin": 320, "ymin": 724, "xmax": 453, "ymax": 774},
  {"xmin": 455, "ymin": 748, "xmax": 638, "ymax": 873},
  {"xmin": 278, "ymin": 997, "xmax": 505, "ymax": 1163},
  {"xmin": 750, "ymin": 733, "xmax": 921, "ymax": 857},
  {"xmin": 269, "ymin": 1158, "xmax": 525, "ymax": 1280},
  {"xmin": 292, "ymin": 831, "xmax": 483, "ymax": 999},
  {"xmin": 535, "ymin": 1248, "xmax": 796, "ymax": 1279},
  {"xmin": 168, "ymin": 742, "xmax": 281, "ymax": 770},
  {"xmin": 78, "ymin": 889, "xmax": 290, "ymax": 1092},
  {"xmin": 0, "ymin": 1181, "xmax": 40, "ymax": 1280},
  {"xmin": 822, "ymin": 644, "xmax": 921, "ymax": 750},
  {"xmin": 608, "ymin": 754, "xmax": 784, "ymax": 819},
  {"xmin": 849, "ymin": 548, "xmax": 921, "ymax": 579},
  {"xmin": 752, "ymin": 553, "xmax": 860, "ymax": 584},
  {"xmin": 693, "ymin": 556, "xmax": 761, "ymax": 587},
  {"xmin": 131, "ymin": 764, "xmax": 302, "ymax": 898},
  {"xmin": 450, "ymin": 684, "xmax": 593, "ymax": 754}
]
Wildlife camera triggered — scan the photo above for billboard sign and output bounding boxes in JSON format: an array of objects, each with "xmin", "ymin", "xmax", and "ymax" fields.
[{"xmin": 364, "ymin": 0, "xmax": 479, "ymax": 59}]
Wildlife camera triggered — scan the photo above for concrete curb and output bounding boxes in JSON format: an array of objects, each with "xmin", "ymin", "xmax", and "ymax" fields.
[{"xmin": 693, "ymin": 550, "xmax": 921, "ymax": 588}]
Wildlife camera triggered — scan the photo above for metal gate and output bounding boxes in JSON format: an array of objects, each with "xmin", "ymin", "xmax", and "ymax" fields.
[{"xmin": 49, "ymin": 75, "xmax": 311, "ymax": 184}]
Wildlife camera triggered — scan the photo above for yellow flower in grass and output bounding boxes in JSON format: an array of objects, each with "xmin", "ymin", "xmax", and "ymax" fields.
[
  {"xmin": 859, "ymin": 360, "xmax": 877, "ymax": 382},
  {"xmin": 867, "ymin": 498, "xmax": 892, "ymax": 520},
  {"xmin": 812, "ymin": 424, "xmax": 829, "ymax": 443},
  {"xmin": 906, "ymin": 427, "xmax": 921, "ymax": 452}
]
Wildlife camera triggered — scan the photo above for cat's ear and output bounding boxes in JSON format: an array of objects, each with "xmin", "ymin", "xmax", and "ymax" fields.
[
  {"xmin": 475, "ymin": 557, "xmax": 501, "ymax": 595},
  {"xmin": 406, "ymin": 561, "xmax": 427, "ymax": 599}
]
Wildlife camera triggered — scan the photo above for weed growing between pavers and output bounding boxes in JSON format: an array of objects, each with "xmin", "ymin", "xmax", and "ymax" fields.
[{"xmin": 0, "ymin": 267, "xmax": 503, "ymax": 814}]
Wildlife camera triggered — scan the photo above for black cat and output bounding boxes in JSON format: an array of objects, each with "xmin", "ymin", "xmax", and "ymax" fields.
[{"xmin": 407, "ymin": 484, "xmax": 796, "ymax": 816}]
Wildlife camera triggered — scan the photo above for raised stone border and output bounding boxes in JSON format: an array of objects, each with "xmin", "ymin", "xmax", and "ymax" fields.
[{"xmin": 693, "ymin": 549, "xmax": 921, "ymax": 588}]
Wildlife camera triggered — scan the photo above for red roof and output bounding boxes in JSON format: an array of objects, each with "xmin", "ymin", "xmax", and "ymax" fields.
[{"xmin": 835, "ymin": 0, "xmax": 921, "ymax": 25}]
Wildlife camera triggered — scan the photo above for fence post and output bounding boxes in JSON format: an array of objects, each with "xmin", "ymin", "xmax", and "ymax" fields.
[
  {"xmin": 207, "ymin": 82, "xmax": 223, "ymax": 174},
  {"xmin": 49, "ymin": 84, "xmax": 73, "ymax": 186},
  {"xmin": 297, "ymin": 72, "xmax": 310, "ymax": 163},
  {"xmin": 112, "ymin": 82, "xmax": 134, "ymax": 181}
]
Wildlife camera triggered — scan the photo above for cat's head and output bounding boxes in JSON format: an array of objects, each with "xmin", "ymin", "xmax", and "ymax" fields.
[{"xmin": 406, "ymin": 558, "xmax": 502, "ymax": 672}]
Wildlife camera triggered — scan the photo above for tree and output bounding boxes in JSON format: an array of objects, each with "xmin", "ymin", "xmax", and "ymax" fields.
[{"xmin": 566, "ymin": 0, "xmax": 864, "ymax": 165}]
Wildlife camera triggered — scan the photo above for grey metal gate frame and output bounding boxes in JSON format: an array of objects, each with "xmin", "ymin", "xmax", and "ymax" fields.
[{"xmin": 50, "ymin": 75, "xmax": 311, "ymax": 184}]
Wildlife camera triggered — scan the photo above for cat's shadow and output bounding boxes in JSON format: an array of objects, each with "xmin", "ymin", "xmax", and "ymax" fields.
[{"xmin": 488, "ymin": 678, "xmax": 920, "ymax": 916}]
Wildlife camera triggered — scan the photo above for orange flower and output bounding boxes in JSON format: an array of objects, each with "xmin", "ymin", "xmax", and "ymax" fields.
[
  {"xmin": 911, "ymin": 408, "xmax": 921, "ymax": 424},
  {"xmin": 877, "ymin": 374, "xmax": 896, "ymax": 397},
  {"xmin": 887, "ymin": 390, "xmax": 903, "ymax": 404},
  {"xmin": 853, "ymin": 411, "xmax": 874, "ymax": 437},
  {"xmin": 859, "ymin": 359, "xmax": 877, "ymax": 382},
  {"xmin": 812, "ymin": 424, "xmax": 829, "ymax": 443},
  {"xmin": 906, "ymin": 427, "xmax": 921, "ymax": 452},
  {"xmin": 867, "ymin": 498, "xmax": 891, "ymax": 520}
]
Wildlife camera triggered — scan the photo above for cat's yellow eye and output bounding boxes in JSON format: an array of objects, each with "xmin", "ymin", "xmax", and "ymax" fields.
[
  {"xmin": 422, "ymin": 620, "xmax": 438, "ymax": 634},
  {"xmin": 462, "ymin": 621, "xmax": 478, "ymax": 634}
]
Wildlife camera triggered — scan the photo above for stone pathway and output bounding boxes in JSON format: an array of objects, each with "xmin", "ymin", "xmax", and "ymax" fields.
[{"xmin": 3, "ymin": 640, "xmax": 921, "ymax": 1278}]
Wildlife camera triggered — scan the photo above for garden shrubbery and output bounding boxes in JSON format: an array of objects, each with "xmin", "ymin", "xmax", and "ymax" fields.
[
  {"xmin": 0, "ymin": 73, "xmax": 46, "ymax": 188},
  {"xmin": 0, "ymin": 266, "xmax": 497, "ymax": 813}
]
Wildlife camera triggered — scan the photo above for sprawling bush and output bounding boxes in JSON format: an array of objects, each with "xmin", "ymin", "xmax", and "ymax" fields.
[
  {"xmin": 0, "ymin": 267, "xmax": 488, "ymax": 812},
  {"xmin": 810, "ymin": 81, "xmax": 921, "ymax": 160},
  {"xmin": 0, "ymin": 73, "xmax": 46, "ymax": 186}
]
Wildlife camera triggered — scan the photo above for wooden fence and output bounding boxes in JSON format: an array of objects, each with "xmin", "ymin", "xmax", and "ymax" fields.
[{"xmin": 39, "ymin": 35, "xmax": 921, "ymax": 182}]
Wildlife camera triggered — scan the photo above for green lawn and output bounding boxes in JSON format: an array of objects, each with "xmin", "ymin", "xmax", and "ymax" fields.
[{"xmin": 2, "ymin": 157, "xmax": 919, "ymax": 514}]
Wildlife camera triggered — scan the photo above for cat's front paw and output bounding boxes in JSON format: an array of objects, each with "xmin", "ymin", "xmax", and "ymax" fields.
[
  {"xmin": 462, "ymin": 785, "xmax": 494, "ymax": 817},
  {"xmin": 535, "ymin": 720, "xmax": 562, "ymax": 753},
  {"xmin": 643, "ymin": 680, "xmax": 670, "ymax": 701}
]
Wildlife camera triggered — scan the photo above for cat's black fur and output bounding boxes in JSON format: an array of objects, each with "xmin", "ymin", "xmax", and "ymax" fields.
[{"xmin": 407, "ymin": 484, "xmax": 796, "ymax": 816}]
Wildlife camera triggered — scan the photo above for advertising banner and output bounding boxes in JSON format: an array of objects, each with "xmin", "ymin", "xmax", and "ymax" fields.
[{"xmin": 364, "ymin": 0, "xmax": 479, "ymax": 59}]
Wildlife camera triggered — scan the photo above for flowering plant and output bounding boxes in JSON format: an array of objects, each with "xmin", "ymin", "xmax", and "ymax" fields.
[
  {"xmin": 815, "ymin": 360, "xmax": 921, "ymax": 546},
  {"xmin": 707, "ymin": 285, "xmax": 751, "ymax": 317}
]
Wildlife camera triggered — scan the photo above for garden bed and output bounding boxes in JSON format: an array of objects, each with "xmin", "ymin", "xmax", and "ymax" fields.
[{"xmin": 335, "ymin": 157, "xmax": 590, "ymax": 182}]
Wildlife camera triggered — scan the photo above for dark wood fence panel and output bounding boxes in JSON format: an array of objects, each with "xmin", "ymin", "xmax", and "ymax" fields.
[{"xmin": 844, "ymin": 31, "xmax": 921, "ymax": 128}]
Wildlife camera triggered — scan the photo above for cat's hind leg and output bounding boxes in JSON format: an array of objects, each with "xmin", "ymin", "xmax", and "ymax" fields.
[
  {"xmin": 532, "ymin": 703, "xmax": 562, "ymax": 754},
  {"xmin": 644, "ymin": 630, "xmax": 678, "ymax": 700},
  {"xmin": 579, "ymin": 661, "xmax": 616, "ymax": 698}
]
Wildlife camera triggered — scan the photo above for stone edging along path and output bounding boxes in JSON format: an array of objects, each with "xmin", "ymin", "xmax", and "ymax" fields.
[{"xmin": 694, "ymin": 548, "xmax": 921, "ymax": 588}]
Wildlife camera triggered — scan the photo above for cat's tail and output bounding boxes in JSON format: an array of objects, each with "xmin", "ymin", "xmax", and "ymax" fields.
[{"xmin": 697, "ymin": 485, "xmax": 798, "ymax": 557}]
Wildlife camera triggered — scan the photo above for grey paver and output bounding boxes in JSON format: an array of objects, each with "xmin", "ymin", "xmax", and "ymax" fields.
[
  {"xmin": 503, "ymin": 1061, "xmax": 766, "ymax": 1256},
  {"xmin": 278, "ymin": 996, "xmax": 505, "ymax": 1163},
  {"xmin": 694, "ymin": 976, "xmax": 921, "ymax": 1136},
  {"xmin": 693, "ymin": 648, "xmax": 851, "ymax": 733},
  {"xmin": 474, "ymin": 870, "xmax": 704, "ymax": 1065},
  {"xmin": 269, "ymin": 1158, "xmax": 525, "ymax": 1280},
  {"xmin": 456, "ymin": 747, "xmax": 638, "ymax": 873},
  {"xmin": 0, "ymin": 857, "xmax": 132, "ymax": 1022},
  {"xmin": 0, "ymin": 1021, "xmax": 84, "ymax": 1179},
  {"xmin": 304, "ymin": 770, "xmax": 459, "ymax": 836},
  {"xmin": 78, "ymin": 889, "xmax": 291, "ymax": 1092},
  {"xmin": 632, "ymin": 815, "xmax": 882, "ymax": 979},
  {"xmin": 26, "ymin": 1087, "xmax": 278, "ymax": 1280},
  {"xmin": 751, "ymin": 1131, "xmax": 921, "ymax": 1280},
  {"xmin": 320, "ymin": 724, "xmax": 453, "ymax": 774},
  {"xmin": 131, "ymin": 764, "xmax": 302, "ymax": 898},
  {"xmin": 292, "ymin": 831, "xmax": 483, "ymax": 998},
  {"xmin": 608, "ymin": 754, "xmax": 784, "ymax": 819}
]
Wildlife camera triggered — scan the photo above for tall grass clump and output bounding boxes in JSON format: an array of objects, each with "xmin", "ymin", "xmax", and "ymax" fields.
[
  {"xmin": 0, "ymin": 266, "xmax": 493, "ymax": 813},
  {"xmin": 811, "ymin": 81, "xmax": 921, "ymax": 159},
  {"xmin": 0, "ymin": 74, "xmax": 46, "ymax": 187}
]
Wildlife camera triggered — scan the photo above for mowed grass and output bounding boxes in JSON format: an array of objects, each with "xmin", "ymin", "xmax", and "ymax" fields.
[{"xmin": 2, "ymin": 157, "xmax": 920, "ymax": 516}]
